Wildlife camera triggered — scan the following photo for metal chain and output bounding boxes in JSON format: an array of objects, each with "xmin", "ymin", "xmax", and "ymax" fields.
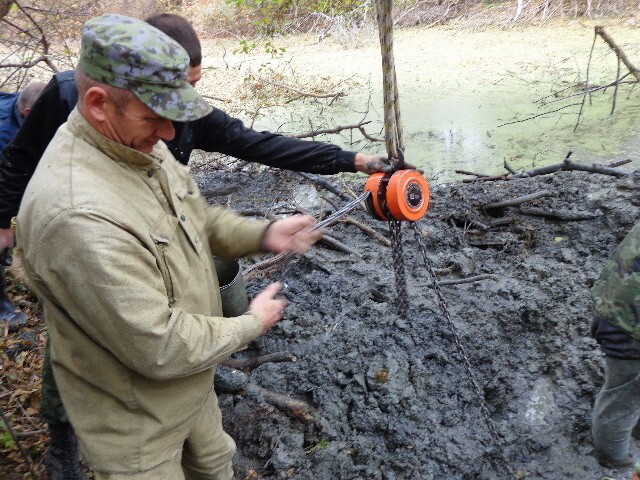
[
  {"xmin": 275, "ymin": 191, "xmax": 372, "ymax": 285},
  {"xmin": 388, "ymin": 218, "xmax": 409, "ymax": 317},
  {"xmin": 408, "ymin": 221, "xmax": 504, "ymax": 451}
]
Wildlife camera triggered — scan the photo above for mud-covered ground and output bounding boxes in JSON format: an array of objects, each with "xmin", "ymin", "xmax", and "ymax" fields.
[
  {"xmin": 2, "ymin": 163, "xmax": 638, "ymax": 479},
  {"xmin": 193, "ymin": 164, "xmax": 640, "ymax": 480}
]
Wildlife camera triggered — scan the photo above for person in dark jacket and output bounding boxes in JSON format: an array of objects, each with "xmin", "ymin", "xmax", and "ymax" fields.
[
  {"xmin": 0, "ymin": 82, "xmax": 46, "ymax": 151},
  {"xmin": 591, "ymin": 222, "xmax": 640, "ymax": 470},
  {"xmin": 1, "ymin": 13, "xmax": 404, "ymax": 480},
  {"xmin": 0, "ymin": 81, "xmax": 45, "ymax": 329}
]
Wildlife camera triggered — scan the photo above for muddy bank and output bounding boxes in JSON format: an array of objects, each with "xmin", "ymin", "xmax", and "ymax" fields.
[{"xmin": 194, "ymin": 164, "xmax": 640, "ymax": 479}]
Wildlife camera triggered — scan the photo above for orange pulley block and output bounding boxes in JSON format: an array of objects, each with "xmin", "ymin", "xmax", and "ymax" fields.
[{"xmin": 364, "ymin": 169, "xmax": 430, "ymax": 222}]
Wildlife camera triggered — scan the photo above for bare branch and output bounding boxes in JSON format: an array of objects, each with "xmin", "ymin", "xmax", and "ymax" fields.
[
  {"xmin": 292, "ymin": 120, "xmax": 373, "ymax": 139},
  {"xmin": 595, "ymin": 26, "xmax": 640, "ymax": 82}
]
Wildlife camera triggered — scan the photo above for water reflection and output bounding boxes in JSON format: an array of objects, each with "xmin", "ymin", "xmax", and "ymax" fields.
[{"xmin": 248, "ymin": 23, "xmax": 640, "ymax": 183}]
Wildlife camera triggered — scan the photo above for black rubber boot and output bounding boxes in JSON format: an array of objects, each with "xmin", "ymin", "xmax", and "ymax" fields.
[
  {"xmin": 595, "ymin": 450, "xmax": 635, "ymax": 469},
  {"xmin": 0, "ymin": 266, "xmax": 27, "ymax": 332},
  {"xmin": 44, "ymin": 422, "xmax": 88, "ymax": 480}
]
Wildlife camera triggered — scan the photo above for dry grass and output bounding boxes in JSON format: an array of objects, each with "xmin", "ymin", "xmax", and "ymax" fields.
[{"xmin": 180, "ymin": 0, "xmax": 640, "ymax": 40}]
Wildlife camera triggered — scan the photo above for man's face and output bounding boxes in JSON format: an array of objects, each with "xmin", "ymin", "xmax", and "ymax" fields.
[
  {"xmin": 188, "ymin": 64, "xmax": 202, "ymax": 87},
  {"xmin": 104, "ymin": 95, "xmax": 175, "ymax": 154}
]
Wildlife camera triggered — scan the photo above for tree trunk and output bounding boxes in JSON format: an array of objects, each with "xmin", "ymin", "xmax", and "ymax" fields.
[{"xmin": 0, "ymin": 1, "xmax": 12, "ymax": 21}]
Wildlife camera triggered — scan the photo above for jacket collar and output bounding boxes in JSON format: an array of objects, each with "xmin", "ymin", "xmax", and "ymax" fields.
[{"xmin": 67, "ymin": 107, "xmax": 165, "ymax": 168}]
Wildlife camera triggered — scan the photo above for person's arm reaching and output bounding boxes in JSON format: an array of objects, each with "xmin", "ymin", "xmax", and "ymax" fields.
[{"xmin": 187, "ymin": 107, "xmax": 411, "ymax": 175}]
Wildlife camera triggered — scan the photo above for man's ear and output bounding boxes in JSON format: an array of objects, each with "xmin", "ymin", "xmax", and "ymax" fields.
[{"xmin": 82, "ymin": 86, "xmax": 109, "ymax": 123}]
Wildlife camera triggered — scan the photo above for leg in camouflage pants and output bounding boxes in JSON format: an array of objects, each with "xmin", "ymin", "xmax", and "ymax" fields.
[{"xmin": 41, "ymin": 339, "xmax": 88, "ymax": 480}]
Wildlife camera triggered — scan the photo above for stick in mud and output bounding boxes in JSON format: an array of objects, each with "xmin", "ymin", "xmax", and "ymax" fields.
[
  {"xmin": 518, "ymin": 207, "xmax": 602, "ymax": 221},
  {"xmin": 244, "ymin": 384, "xmax": 315, "ymax": 422},
  {"xmin": 221, "ymin": 352, "xmax": 297, "ymax": 372},
  {"xmin": 483, "ymin": 190, "xmax": 552, "ymax": 210}
]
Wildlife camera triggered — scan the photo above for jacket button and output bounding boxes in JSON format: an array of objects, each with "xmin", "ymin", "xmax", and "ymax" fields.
[
  {"xmin": 180, "ymin": 214, "xmax": 186, "ymax": 222},
  {"xmin": 147, "ymin": 170, "xmax": 154, "ymax": 177}
]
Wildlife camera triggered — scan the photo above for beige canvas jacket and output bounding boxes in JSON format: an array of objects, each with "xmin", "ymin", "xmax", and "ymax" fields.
[{"xmin": 17, "ymin": 108, "xmax": 268, "ymax": 472}]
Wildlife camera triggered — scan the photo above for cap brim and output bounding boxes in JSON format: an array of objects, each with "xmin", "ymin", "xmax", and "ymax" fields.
[{"xmin": 133, "ymin": 82, "xmax": 212, "ymax": 122}]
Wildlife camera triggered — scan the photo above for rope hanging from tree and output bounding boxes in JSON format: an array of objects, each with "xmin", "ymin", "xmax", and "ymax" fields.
[
  {"xmin": 374, "ymin": 0, "xmax": 409, "ymax": 317},
  {"xmin": 375, "ymin": 0, "xmax": 404, "ymax": 161}
]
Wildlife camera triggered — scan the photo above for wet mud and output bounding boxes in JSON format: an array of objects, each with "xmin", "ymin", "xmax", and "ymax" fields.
[{"xmin": 195, "ymin": 166, "xmax": 640, "ymax": 480}]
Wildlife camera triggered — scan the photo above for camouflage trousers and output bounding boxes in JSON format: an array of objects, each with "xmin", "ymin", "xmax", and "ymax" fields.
[
  {"xmin": 40, "ymin": 339, "xmax": 67, "ymax": 425},
  {"xmin": 40, "ymin": 258, "xmax": 248, "ymax": 426},
  {"xmin": 592, "ymin": 356, "xmax": 640, "ymax": 462}
]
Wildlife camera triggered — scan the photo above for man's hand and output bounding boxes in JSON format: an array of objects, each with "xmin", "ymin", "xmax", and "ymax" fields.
[
  {"xmin": 354, "ymin": 153, "xmax": 417, "ymax": 175},
  {"xmin": 262, "ymin": 215, "xmax": 324, "ymax": 254},
  {"xmin": 249, "ymin": 282, "xmax": 287, "ymax": 333},
  {"xmin": 0, "ymin": 228, "xmax": 14, "ymax": 250}
]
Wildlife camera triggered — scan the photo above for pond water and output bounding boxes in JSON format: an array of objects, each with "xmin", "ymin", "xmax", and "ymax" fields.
[{"xmin": 209, "ymin": 20, "xmax": 640, "ymax": 183}]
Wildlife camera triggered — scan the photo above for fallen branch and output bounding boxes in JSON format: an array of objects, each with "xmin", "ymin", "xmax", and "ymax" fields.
[
  {"xmin": 221, "ymin": 352, "xmax": 297, "ymax": 372},
  {"xmin": 429, "ymin": 274, "xmax": 500, "ymax": 287},
  {"xmin": 292, "ymin": 121, "xmax": 372, "ymax": 140},
  {"xmin": 242, "ymin": 251, "xmax": 292, "ymax": 281},
  {"xmin": 467, "ymin": 219, "xmax": 490, "ymax": 231},
  {"xmin": 562, "ymin": 159, "xmax": 628, "ymax": 177},
  {"xmin": 265, "ymin": 80, "xmax": 346, "ymax": 102},
  {"xmin": 245, "ymin": 384, "xmax": 315, "ymax": 422},
  {"xmin": 489, "ymin": 217, "xmax": 515, "ymax": 228},
  {"xmin": 339, "ymin": 218, "xmax": 391, "ymax": 247},
  {"xmin": 319, "ymin": 234, "xmax": 362, "ymax": 257},
  {"xmin": 296, "ymin": 172, "xmax": 351, "ymax": 201},
  {"xmin": 340, "ymin": 181, "xmax": 368, "ymax": 208},
  {"xmin": 455, "ymin": 169, "xmax": 490, "ymax": 177},
  {"xmin": 607, "ymin": 159, "xmax": 631, "ymax": 168},
  {"xmin": 503, "ymin": 160, "xmax": 518, "ymax": 175},
  {"xmin": 358, "ymin": 125, "xmax": 384, "ymax": 143},
  {"xmin": 214, "ymin": 367, "xmax": 314, "ymax": 422},
  {"xmin": 595, "ymin": 26, "xmax": 640, "ymax": 82},
  {"xmin": 467, "ymin": 239, "xmax": 514, "ymax": 249},
  {"xmin": 518, "ymin": 207, "xmax": 602, "ymax": 221},
  {"xmin": 498, "ymin": 102, "xmax": 582, "ymax": 128},
  {"xmin": 465, "ymin": 155, "xmax": 628, "ymax": 184},
  {"xmin": 484, "ymin": 191, "xmax": 552, "ymax": 210},
  {"xmin": 461, "ymin": 174, "xmax": 512, "ymax": 183}
]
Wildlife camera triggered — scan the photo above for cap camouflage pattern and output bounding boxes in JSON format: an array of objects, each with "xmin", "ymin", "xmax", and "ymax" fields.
[
  {"xmin": 592, "ymin": 222, "xmax": 640, "ymax": 339},
  {"xmin": 78, "ymin": 14, "xmax": 211, "ymax": 122}
]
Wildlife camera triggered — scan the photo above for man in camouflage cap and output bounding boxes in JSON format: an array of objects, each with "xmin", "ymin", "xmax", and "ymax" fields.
[
  {"xmin": 17, "ymin": 14, "xmax": 323, "ymax": 480},
  {"xmin": 76, "ymin": 13, "xmax": 210, "ymax": 124},
  {"xmin": 591, "ymin": 223, "xmax": 640, "ymax": 470}
]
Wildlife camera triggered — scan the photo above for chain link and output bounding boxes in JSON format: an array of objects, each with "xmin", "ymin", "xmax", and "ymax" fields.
[
  {"xmin": 408, "ymin": 222, "xmax": 506, "ymax": 457},
  {"xmin": 388, "ymin": 218, "xmax": 409, "ymax": 317}
]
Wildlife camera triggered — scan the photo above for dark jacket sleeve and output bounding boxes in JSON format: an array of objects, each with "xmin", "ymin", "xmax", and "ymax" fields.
[
  {"xmin": 0, "ymin": 72, "xmax": 77, "ymax": 228},
  {"xmin": 187, "ymin": 107, "xmax": 357, "ymax": 175}
]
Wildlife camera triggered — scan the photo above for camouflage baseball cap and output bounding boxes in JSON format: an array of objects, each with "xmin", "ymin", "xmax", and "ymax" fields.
[{"xmin": 77, "ymin": 14, "xmax": 211, "ymax": 122}]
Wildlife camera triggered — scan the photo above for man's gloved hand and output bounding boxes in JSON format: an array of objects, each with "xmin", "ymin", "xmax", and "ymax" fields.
[{"xmin": 354, "ymin": 153, "xmax": 417, "ymax": 174}]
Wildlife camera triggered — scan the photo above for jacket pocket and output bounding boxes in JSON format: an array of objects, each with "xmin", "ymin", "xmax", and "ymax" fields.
[{"xmin": 150, "ymin": 213, "xmax": 183, "ymax": 305}]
